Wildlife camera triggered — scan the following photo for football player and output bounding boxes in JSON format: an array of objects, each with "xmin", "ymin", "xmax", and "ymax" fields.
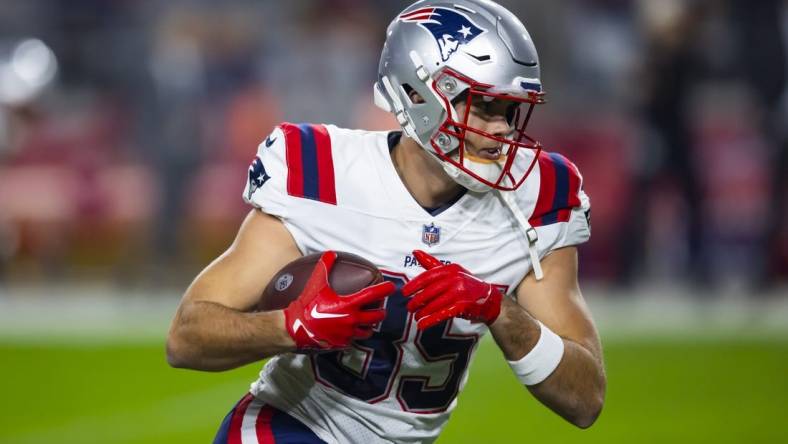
[{"xmin": 167, "ymin": 1, "xmax": 606, "ymax": 442}]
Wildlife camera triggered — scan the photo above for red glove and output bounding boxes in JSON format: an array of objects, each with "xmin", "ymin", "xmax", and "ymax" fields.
[
  {"xmin": 283, "ymin": 251, "xmax": 395, "ymax": 350},
  {"xmin": 403, "ymin": 250, "xmax": 502, "ymax": 330}
]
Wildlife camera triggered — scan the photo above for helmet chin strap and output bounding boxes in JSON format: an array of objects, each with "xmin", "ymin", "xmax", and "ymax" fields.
[
  {"xmin": 500, "ymin": 190, "xmax": 544, "ymax": 280},
  {"xmin": 442, "ymin": 152, "xmax": 503, "ymax": 193},
  {"xmin": 424, "ymin": 143, "xmax": 544, "ymax": 280},
  {"xmin": 441, "ymin": 161, "xmax": 492, "ymax": 193},
  {"xmin": 414, "ymin": 139, "xmax": 493, "ymax": 193}
]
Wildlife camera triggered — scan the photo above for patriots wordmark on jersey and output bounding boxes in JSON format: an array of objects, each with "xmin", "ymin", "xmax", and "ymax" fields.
[{"xmin": 239, "ymin": 122, "xmax": 590, "ymax": 444}]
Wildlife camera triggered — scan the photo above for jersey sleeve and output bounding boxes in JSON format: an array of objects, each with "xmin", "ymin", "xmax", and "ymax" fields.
[
  {"xmin": 527, "ymin": 151, "xmax": 591, "ymax": 257},
  {"xmin": 242, "ymin": 125, "xmax": 291, "ymax": 218},
  {"xmin": 242, "ymin": 122, "xmax": 339, "ymax": 218}
]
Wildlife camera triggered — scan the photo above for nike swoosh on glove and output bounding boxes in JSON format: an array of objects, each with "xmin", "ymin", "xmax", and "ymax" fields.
[
  {"xmin": 283, "ymin": 251, "xmax": 395, "ymax": 350},
  {"xmin": 402, "ymin": 250, "xmax": 502, "ymax": 330}
]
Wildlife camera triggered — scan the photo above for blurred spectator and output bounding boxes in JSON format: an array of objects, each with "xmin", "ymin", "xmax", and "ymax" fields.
[
  {"xmin": 263, "ymin": 1, "xmax": 382, "ymax": 127},
  {"xmin": 617, "ymin": 1, "xmax": 712, "ymax": 287},
  {"xmin": 729, "ymin": 0, "xmax": 788, "ymax": 287}
]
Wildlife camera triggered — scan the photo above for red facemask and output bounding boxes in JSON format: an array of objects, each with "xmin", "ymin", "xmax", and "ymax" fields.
[{"xmin": 429, "ymin": 68, "xmax": 545, "ymax": 191}]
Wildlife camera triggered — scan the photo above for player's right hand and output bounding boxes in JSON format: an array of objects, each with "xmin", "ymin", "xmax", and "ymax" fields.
[{"xmin": 283, "ymin": 251, "xmax": 394, "ymax": 350}]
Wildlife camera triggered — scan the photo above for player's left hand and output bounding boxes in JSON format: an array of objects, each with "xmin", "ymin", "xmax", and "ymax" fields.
[{"xmin": 402, "ymin": 250, "xmax": 502, "ymax": 330}]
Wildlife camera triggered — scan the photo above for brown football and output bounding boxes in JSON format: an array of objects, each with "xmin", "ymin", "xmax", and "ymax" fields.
[{"xmin": 258, "ymin": 251, "xmax": 384, "ymax": 312}]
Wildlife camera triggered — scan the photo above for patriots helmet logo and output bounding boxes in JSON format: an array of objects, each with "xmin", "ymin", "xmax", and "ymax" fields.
[
  {"xmin": 399, "ymin": 7, "xmax": 486, "ymax": 62},
  {"xmin": 247, "ymin": 156, "xmax": 270, "ymax": 200}
]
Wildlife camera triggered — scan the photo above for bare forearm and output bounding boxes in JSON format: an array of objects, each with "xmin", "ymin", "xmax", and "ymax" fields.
[
  {"xmin": 489, "ymin": 298, "xmax": 606, "ymax": 428},
  {"xmin": 167, "ymin": 300, "xmax": 295, "ymax": 371},
  {"xmin": 528, "ymin": 338, "xmax": 606, "ymax": 428},
  {"xmin": 489, "ymin": 297, "xmax": 540, "ymax": 360}
]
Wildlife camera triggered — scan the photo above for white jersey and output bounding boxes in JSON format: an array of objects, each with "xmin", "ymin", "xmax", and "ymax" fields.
[{"xmin": 242, "ymin": 123, "xmax": 591, "ymax": 444}]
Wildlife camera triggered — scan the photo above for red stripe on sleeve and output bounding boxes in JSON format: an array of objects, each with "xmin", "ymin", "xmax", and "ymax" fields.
[
  {"xmin": 558, "ymin": 153, "xmax": 582, "ymax": 223},
  {"xmin": 281, "ymin": 123, "xmax": 304, "ymax": 198},
  {"xmin": 255, "ymin": 405, "xmax": 276, "ymax": 444},
  {"xmin": 556, "ymin": 208, "xmax": 571, "ymax": 222},
  {"xmin": 310, "ymin": 124, "xmax": 337, "ymax": 205},
  {"xmin": 564, "ymin": 155, "xmax": 582, "ymax": 208},
  {"xmin": 227, "ymin": 394, "xmax": 254, "ymax": 444},
  {"xmin": 529, "ymin": 152, "xmax": 556, "ymax": 226}
]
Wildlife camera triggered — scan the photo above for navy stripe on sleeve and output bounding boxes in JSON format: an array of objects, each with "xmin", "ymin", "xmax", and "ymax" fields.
[{"xmin": 298, "ymin": 124, "xmax": 320, "ymax": 201}]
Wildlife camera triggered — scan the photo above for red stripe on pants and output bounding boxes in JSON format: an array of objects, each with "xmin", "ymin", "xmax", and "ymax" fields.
[
  {"xmin": 255, "ymin": 405, "xmax": 277, "ymax": 444},
  {"xmin": 227, "ymin": 394, "xmax": 255, "ymax": 444}
]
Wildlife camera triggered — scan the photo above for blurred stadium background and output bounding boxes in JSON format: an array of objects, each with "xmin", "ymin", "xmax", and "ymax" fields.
[{"xmin": 1, "ymin": 0, "xmax": 786, "ymax": 443}]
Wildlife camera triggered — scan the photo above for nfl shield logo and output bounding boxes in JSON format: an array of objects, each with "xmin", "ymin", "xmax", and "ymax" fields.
[{"xmin": 422, "ymin": 223, "xmax": 441, "ymax": 247}]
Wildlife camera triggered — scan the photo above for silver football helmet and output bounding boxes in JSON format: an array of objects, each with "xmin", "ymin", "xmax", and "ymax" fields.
[{"xmin": 374, "ymin": 0, "xmax": 545, "ymax": 192}]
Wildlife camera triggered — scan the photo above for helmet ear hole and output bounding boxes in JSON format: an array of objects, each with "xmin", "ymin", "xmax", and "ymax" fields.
[{"xmin": 403, "ymin": 84, "xmax": 425, "ymax": 104}]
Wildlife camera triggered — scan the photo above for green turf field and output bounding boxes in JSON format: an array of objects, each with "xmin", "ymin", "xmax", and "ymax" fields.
[{"xmin": 1, "ymin": 336, "xmax": 786, "ymax": 444}]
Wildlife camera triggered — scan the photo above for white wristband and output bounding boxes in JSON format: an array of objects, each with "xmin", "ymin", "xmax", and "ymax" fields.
[{"xmin": 508, "ymin": 321, "xmax": 565, "ymax": 386}]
